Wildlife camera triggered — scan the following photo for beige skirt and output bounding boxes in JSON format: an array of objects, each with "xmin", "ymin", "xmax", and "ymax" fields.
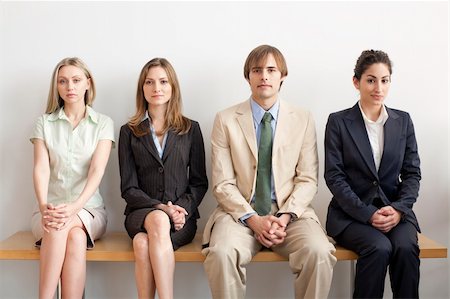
[{"xmin": 31, "ymin": 206, "xmax": 107, "ymax": 249}]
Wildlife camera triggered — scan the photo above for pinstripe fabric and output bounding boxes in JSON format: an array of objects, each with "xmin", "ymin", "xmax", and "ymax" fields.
[{"xmin": 118, "ymin": 119, "xmax": 208, "ymax": 248}]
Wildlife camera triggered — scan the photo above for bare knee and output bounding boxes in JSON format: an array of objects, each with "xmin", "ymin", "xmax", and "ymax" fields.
[
  {"xmin": 66, "ymin": 227, "xmax": 87, "ymax": 259},
  {"xmin": 144, "ymin": 210, "xmax": 170, "ymax": 239},
  {"xmin": 67, "ymin": 227, "xmax": 87, "ymax": 246},
  {"xmin": 133, "ymin": 233, "xmax": 149, "ymax": 259}
]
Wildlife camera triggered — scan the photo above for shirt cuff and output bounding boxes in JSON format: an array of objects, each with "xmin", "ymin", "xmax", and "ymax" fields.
[{"xmin": 239, "ymin": 212, "xmax": 257, "ymax": 226}]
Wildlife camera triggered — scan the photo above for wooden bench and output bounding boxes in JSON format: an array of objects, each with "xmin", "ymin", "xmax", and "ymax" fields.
[
  {"xmin": 0, "ymin": 231, "xmax": 447, "ymax": 261},
  {"xmin": 0, "ymin": 231, "xmax": 447, "ymax": 298}
]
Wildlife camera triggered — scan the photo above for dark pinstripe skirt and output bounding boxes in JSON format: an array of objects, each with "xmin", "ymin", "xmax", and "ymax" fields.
[{"xmin": 124, "ymin": 208, "xmax": 197, "ymax": 250}]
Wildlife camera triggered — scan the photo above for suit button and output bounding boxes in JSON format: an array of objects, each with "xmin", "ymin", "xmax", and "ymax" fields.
[
  {"xmin": 158, "ymin": 167, "xmax": 164, "ymax": 173},
  {"xmin": 373, "ymin": 181, "xmax": 379, "ymax": 186}
]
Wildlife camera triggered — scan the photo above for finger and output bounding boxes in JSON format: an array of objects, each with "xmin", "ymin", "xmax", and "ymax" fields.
[
  {"xmin": 257, "ymin": 235, "xmax": 274, "ymax": 248},
  {"xmin": 174, "ymin": 205, "xmax": 188, "ymax": 215}
]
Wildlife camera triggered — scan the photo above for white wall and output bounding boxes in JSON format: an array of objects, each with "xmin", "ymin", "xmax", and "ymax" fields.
[{"xmin": 1, "ymin": 1, "xmax": 448, "ymax": 298}]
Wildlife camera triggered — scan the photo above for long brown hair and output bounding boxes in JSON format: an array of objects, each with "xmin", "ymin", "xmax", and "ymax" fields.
[
  {"xmin": 128, "ymin": 58, "xmax": 191, "ymax": 137},
  {"xmin": 46, "ymin": 57, "xmax": 95, "ymax": 113}
]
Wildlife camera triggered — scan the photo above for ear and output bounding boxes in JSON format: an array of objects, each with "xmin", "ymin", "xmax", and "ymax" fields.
[
  {"xmin": 86, "ymin": 78, "xmax": 91, "ymax": 90},
  {"xmin": 352, "ymin": 77, "xmax": 360, "ymax": 90}
]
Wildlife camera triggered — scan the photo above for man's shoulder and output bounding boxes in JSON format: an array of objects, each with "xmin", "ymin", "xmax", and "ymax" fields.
[
  {"xmin": 216, "ymin": 99, "xmax": 250, "ymax": 118},
  {"xmin": 279, "ymin": 99, "xmax": 311, "ymax": 118}
]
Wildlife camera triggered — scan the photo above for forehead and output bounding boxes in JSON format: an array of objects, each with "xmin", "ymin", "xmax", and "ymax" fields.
[
  {"xmin": 58, "ymin": 65, "xmax": 86, "ymax": 77},
  {"xmin": 363, "ymin": 63, "xmax": 390, "ymax": 77},
  {"xmin": 251, "ymin": 53, "xmax": 278, "ymax": 68},
  {"xmin": 146, "ymin": 66, "xmax": 168, "ymax": 78}
]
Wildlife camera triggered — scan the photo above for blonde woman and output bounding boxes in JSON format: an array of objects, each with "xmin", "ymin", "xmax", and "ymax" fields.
[
  {"xmin": 30, "ymin": 57, "xmax": 114, "ymax": 299},
  {"xmin": 119, "ymin": 58, "xmax": 208, "ymax": 299}
]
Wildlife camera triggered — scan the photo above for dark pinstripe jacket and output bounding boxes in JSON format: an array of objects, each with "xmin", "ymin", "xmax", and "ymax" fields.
[{"xmin": 118, "ymin": 119, "xmax": 208, "ymax": 221}]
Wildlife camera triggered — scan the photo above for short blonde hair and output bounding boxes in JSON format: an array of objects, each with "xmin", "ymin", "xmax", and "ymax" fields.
[{"xmin": 46, "ymin": 57, "xmax": 95, "ymax": 113}]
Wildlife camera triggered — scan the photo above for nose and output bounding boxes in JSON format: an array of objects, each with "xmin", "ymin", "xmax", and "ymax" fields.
[
  {"xmin": 153, "ymin": 82, "xmax": 161, "ymax": 92},
  {"xmin": 261, "ymin": 69, "xmax": 269, "ymax": 81},
  {"xmin": 67, "ymin": 80, "xmax": 75, "ymax": 90},
  {"xmin": 375, "ymin": 81, "xmax": 382, "ymax": 92}
]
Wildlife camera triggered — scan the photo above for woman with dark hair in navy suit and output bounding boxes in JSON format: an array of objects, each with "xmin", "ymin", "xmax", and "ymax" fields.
[
  {"xmin": 324, "ymin": 50, "xmax": 421, "ymax": 299},
  {"xmin": 119, "ymin": 58, "xmax": 208, "ymax": 299}
]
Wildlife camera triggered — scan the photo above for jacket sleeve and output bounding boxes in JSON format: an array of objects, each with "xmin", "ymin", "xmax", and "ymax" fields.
[
  {"xmin": 324, "ymin": 114, "xmax": 378, "ymax": 223},
  {"xmin": 118, "ymin": 125, "xmax": 160, "ymax": 211},
  {"xmin": 173, "ymin": 121, "xmax": 208, "ymax": 220},
  {"xmin": 390, "ymin": 114, "xmax": 421, "ymax": 215}
]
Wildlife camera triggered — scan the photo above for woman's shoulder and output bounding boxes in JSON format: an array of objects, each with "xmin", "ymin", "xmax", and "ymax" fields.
[{"xmin": 87, "ymin": 107, "xmax": 113, "ymax": 124}]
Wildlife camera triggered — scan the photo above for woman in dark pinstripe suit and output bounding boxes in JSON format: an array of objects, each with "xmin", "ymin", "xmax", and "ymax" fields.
[{"xmin": 118, "ymin": 58, "xmax": 208, "ymax": 299}]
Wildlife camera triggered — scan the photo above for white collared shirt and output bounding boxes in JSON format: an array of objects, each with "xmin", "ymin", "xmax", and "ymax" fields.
[{"xmin": 358, "ymin": 101, "xmax": 389, "ymax": 171}]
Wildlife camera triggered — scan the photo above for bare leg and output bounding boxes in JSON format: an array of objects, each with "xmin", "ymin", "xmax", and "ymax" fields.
[
  {"xmin": 39, "ymin": 217, "xmax": 85, "ymax": 299},
  {"xmin": 144, "ymin": 210, "xmax": 174, "ymax": 299},
  {"xmin": 61, "ymin": 225, "xmax": 87, "ymax": 299},
  {"xmin": 133, "ymin": 232, "xmax": 156, "ymax": 299}
]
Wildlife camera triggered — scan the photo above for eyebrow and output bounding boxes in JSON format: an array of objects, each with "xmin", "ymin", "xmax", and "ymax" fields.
[
  {"xmin": 366, "ymin": 74, "xmax": 390, "ymax": 79},
  {"xmin": 145, "ymin": 76, "xmax": 168, "ymax": 80},
  {"xmin": 251, "ymin": 66, "xmax": 278, "ymax": 70}
]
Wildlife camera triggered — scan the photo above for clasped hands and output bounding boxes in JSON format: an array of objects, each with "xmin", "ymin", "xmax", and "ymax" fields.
[
  {"xmin": 158, "ymin": 201, "xmax": 188, "ymax": 231},
  {"xmin": 247, "ymin": 214, "xmax": 291, "ymax": 248},
  {"xmin": 370, "ymin": 205, "xmax": 402, "ymax": 233},
  {"xmin": 40, "ymin": 203, "xmax": 78, "ymax": 232}
]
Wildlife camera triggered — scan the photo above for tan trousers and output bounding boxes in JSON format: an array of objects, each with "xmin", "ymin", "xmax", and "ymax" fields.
[{"xmin": 203, "ymin": 213, "xmax": 336, "ymax": 299}]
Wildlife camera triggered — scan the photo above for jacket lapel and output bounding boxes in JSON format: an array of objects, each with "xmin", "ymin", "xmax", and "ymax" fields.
[
  {"xmin": 272, "ymin": 100, "xmax": 290, "ymax": 158},
  {"xmin": 236, "ymin": 100, "xmax": 258, "ymax": 160},
  {"xmin": 378, "ymin": 107, "xmax": 401, "ymax": 174},
  {"xmin": 162, "ymin": 130, "xmax": 176, "ymax": 162},
  {"xmin": 138, "ymin": 119, "xmax": 163, "ymax": 165},
  {"xmin": 344, "ymin": 104, "xmax": 378, "ymax": 178}
]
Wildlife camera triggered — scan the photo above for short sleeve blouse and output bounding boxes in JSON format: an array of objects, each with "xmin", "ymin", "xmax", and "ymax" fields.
[{"xmin": 30, "ymin": 106, "xmax": 115, "ymax": 208}]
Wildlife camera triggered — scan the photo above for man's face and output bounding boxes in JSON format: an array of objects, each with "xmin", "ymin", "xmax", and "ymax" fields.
[{"xmin": 247, "ymin": 53, "xmax": 285, "ymax": 106}]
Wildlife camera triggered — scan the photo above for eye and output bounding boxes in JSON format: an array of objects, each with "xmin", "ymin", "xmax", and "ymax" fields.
[
  {"xmin": 161, "ymin": 80, "xmax": 169, "ymax": 85},
  {"xmin": 73, "ymin": 79, "xmax": 81, "ymax": 83},
  {"xmin": 144, "ymin": 80, "xmax": 152, "ymax": 85},
  {"xmin": 252, "ymin": 69, "xmax": 260, "ymax": 73},
  {"xmin": 268, "ymin": 68, "xmax": 276, "ymax": 73},
  {"xmin": 367, "ymin": 79, "xmax": 375, "ymax": 84},
  {"xmin": 58, "ymin": 79, "xmax": 66, "ymax": 84},
  {"xmin": 382, "ymin": 78, "xmax": 390, "ymax": 84}
]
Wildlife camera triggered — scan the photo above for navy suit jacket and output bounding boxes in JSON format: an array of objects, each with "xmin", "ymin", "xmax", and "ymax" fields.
[
  {"xmin": 324, "ymin": 103, "xmax": 421, "ymax": 238},
  {"xmin": 118, "ymin": 119, "xmax": 208, "ymax": 221}
]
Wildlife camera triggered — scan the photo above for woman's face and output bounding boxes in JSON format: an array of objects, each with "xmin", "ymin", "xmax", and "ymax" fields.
[
  {"xmin": 353, "ymin": 63, "xmax": 391, "ymax": 107},
  {"xmin": 143, "ymin": 66, "xmax": 172, "ymax": 109},
  {"xmin": 57, "ymin": 65, "xmax": 90, "ymax": 106}
]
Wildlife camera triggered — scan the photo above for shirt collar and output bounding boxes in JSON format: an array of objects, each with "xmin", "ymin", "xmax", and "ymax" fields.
[
  {"xmin": 250, "ymin": 98, "xmax": 279, "ymax": 124},
  {"xmin": 358, "ymin": 101, "xmax": 389, "ymax": 125},
  {"xmin": 48, "ymin": 105, "xmax": 98, "ymax": 124}
]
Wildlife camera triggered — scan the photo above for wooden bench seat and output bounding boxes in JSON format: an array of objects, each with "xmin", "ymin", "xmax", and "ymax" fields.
[{"xmin": 0, "ymin": 231, "xmax": 447, "ymax": 262}]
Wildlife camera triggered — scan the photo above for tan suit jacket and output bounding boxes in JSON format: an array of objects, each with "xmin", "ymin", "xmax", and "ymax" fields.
[{"xmin": 203, "ymin": 99, "xmax": 320, "ymax": 246}]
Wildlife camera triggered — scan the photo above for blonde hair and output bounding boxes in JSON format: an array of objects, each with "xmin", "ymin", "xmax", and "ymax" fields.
[
  {"xmin": 128, "ymin": 58, "xmax": 191, "ymax": 137},
  {"xmin": 45, "ymin": 57, "xmax": 95, "ymax": 114}
]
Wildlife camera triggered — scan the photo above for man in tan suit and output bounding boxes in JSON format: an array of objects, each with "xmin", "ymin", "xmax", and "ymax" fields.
[{"xmin": 202, "ymin": 45, "xmax": 336, "ymax": 299}]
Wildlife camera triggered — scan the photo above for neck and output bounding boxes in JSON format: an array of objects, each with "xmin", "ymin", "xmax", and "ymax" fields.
[
  {"xmin": 64, "ymin": 102, "xmax": 86, "ymax": 120},
  {"xmin": 360, "ymin": 101, "xmax": 382, "ymax": 121},
  {"xmin": 148, "ymin": 105, "xmax": 167, "ymax": 122},
  {"xmin": 253, "ymin": 96, "xmax": 277, "ymax": 111}
]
